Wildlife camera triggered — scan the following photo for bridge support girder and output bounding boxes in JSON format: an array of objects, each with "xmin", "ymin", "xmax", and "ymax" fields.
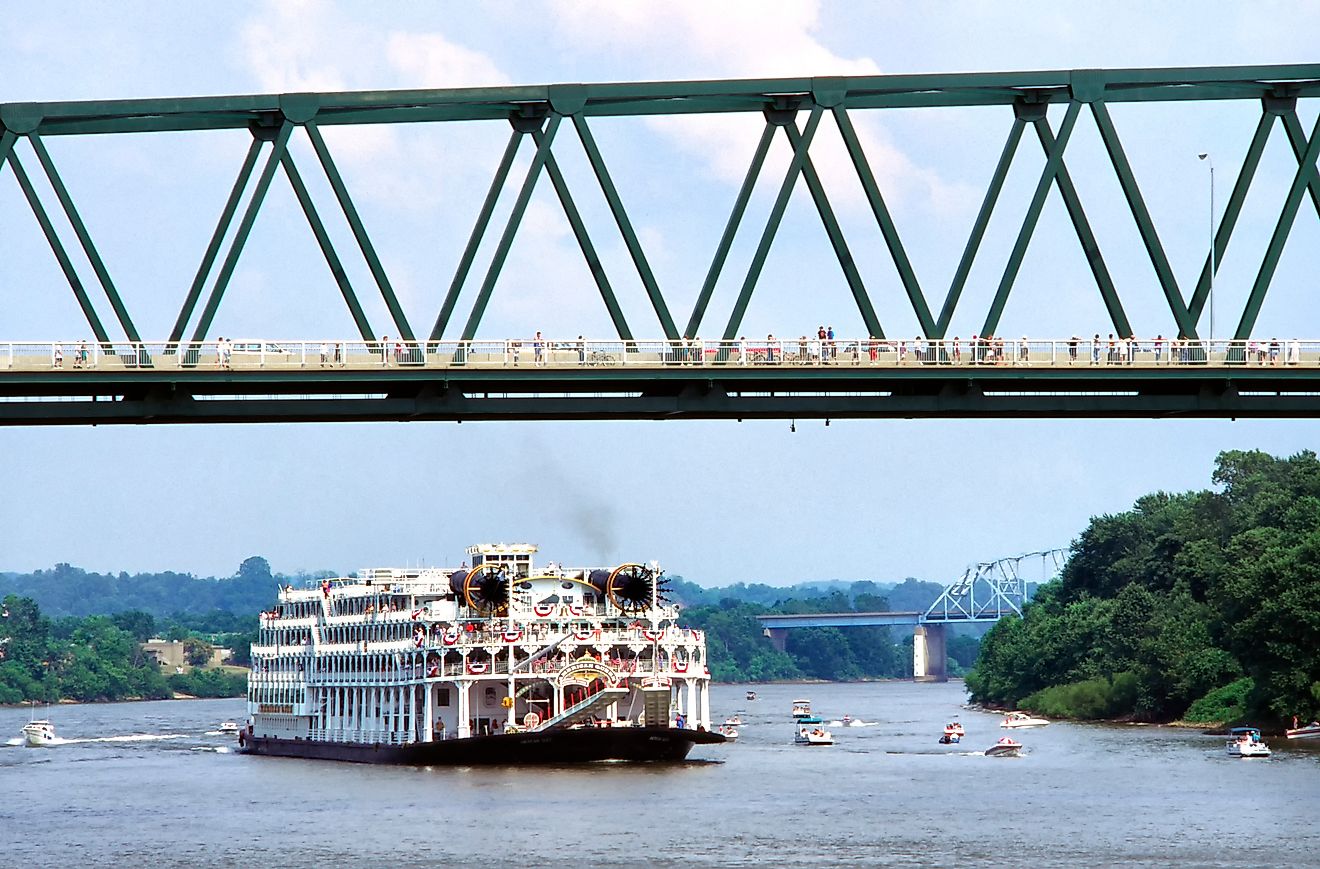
[
  {"xmin": 913, "ymin": 623, "xmax": 947, "ymax": 682},
  {"xmin": 764, "ymin": 627, "xmax": 788, "ymax": 652}
]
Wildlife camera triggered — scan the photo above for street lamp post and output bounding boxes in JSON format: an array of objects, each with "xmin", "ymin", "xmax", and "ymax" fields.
[{"xmin": 1198, "ymin": 153, "xmax": 1215, "ymax": 349}]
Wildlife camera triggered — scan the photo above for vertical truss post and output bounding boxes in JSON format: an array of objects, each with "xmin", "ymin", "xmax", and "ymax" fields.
[
  {"xmin": 1235, "ymin": 112, "xmax": 1320, "ymax": 339},
  {"xmin": 936, "ymin": 117, "xmax": 1026, "ymax": 337},
  {"xmin": 460, "ymin": 114, "xmax": 562, "ymax": 341},
  {"xmin": 1189, "ymin": 111, "xmax": 1272, "ymax": 325},
  {"xmin": 28, "ymin": 132, "xmax": 142, "ymax": 343},
  {"xmin": 982, "ymin": 101, "xmax": 1082, "ymax": 337},
  {"xmin": 572, "ymin": 115, "xmax": 678, "ymax": 340},
  {"xmin": 278, "ymin": 148, "xmax": 376, "ymax": 341},
  {"xmin": 533, "ymin": 126, "xmax": 633, "ymax": 341},
  {"xmin": 831, "ymin": 106, "xmax": 931, "ymax": 337},
  {"xmin": 5, "ymin": 150, "xmax": 111, "ymax": 343},
  {"xmin": 304, "ymin": 122, "xmax": 414, "ymax": 341},
  {"xmin": 1032, "ymin": 113, "xmax": 1131, "ymax": 337},
  {"xmin": 722, "ymin": 104, "xmax": 824, "ymax": 341},
  {"xmin": 1090, "ymin": 102, "xmax": 1195, "ymax": 338},
  {"xmin": 169, "ymin": 137, "xmax": 263, "ymax": 346},
  {"xmin": 783, "ymin": 119, "xmax": 884, "ymax": 339},
  {"xmin": 190, "ymin": 122, "xmax": 294, "ymax": 343},
  {"xmin": 686, "ymin": 121, "xmax": 775, "ymax": 338},
  {"xmin": 431, "ymin": 127, "xmax": 523, "ymax": 341}
]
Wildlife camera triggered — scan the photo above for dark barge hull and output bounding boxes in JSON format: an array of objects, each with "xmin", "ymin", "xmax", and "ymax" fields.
[{"xmin": 238, "ymin": 726, "xmax": 726, "ymax": 764}]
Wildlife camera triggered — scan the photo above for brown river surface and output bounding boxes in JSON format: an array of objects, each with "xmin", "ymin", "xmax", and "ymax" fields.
[{"xmin": 2, "ymin": 680, "xmax": 1316, "ymax": 868}]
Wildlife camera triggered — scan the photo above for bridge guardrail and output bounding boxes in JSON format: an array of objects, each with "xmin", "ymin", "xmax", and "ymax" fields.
[{"xmin": 1, "ymin": 337, "xmax": 1313, "ymax": 372}]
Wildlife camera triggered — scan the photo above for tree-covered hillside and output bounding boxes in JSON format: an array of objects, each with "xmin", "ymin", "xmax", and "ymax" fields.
[{"xmin": 967, "ymin": 450, "xmax": 1320, "ymax": 726}]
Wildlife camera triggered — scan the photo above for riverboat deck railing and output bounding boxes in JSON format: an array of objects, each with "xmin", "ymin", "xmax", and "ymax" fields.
[{"xmin": 3, "ymin": 337, "xmax": 1315, "ymax": 371}]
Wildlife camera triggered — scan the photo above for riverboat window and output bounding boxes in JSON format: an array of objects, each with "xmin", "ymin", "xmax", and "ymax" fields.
[{"xmin": 437, "ymin": 689, "xmax": 450, "ymax": 706}]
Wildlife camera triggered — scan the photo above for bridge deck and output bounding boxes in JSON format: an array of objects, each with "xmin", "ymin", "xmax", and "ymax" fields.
[{"xmin": 3, "ymin": 338, "xmax": 1319, "ymax": 424}]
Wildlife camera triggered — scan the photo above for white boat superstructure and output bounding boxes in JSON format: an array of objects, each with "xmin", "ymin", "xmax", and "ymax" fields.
[
  {"xmin": 1226, "ymin": 727, "xmax": 1271, "ymax": 758},
  {"xmin": 22, "ymin": 720, "xmax": 55, "ymax": 747},
  {"xmin": 791, "ymin": 699, "xmax": 812, "ymax": 719},
  {"xmin": 1000, "ymin": 711, "xmax": 1050, "ymax": 728},
  {"xmin": 243, "ymin": 544, "xmax": 722, "ymax": 764},
  {"xmin": 794, "ymin": 717, "xmax": 833, "ymax": 745}
]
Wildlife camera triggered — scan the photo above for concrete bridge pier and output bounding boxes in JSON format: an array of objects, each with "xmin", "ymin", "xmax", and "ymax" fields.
[
  {"xmin": 913, "ymin": 624, "xmax": 948, "ymax": 682},
  {"xmin": 764, "ymin": 627, "xmax": 788, "ymax": 652}
]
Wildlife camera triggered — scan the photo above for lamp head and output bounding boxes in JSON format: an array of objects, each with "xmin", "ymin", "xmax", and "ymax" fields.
[{"xmin": 1198, "ymin": 153, "xmax": 1208, "ymax": 160}]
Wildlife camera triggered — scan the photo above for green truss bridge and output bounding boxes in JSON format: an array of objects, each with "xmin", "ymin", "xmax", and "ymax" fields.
[{"xmin": 2, "ymin": 64, "xmax": 1319, "ymax": 425}]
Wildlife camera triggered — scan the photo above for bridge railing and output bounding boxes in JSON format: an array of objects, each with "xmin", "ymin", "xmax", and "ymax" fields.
[{"xmin": 0, "ymin": 338, "xmax": 1314, "ymax": 372}]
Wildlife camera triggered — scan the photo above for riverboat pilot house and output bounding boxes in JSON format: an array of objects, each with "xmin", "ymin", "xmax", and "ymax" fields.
[{"xmin": 242, "ymin": 544, "xmax": 722, "ymax": 763}]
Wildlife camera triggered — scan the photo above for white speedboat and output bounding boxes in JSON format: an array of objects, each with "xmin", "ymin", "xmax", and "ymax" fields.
[
  {"xmin": 22, "ymin": 720, "xmax": 56, "ymax": 747},
  {"xmin": 1226, "ymin": 727, "xmax": 1271, "ymax": 758},
  {"xmin": 985, "ymin": 736, "xmax": 1022, "ymax": 757},
  {"xmin": 723, "ymin": 715, "xmax": 743, "ymax": 727},
  {"xmin": 218, "ymin": 721, "xmax": 240, "ymax": 735},
  {"xmin": 794, "ymin": 717, "xmax": 833, "ymax": 746},
  {"xmin": 745, "ymin": 690, "xmax": 757, "ymax": 701},
  {"xmin": 1000, "ymin": 711, "xmax": 1049, "ymax": 728},
  {"xmin": 940, "ymin": 721, "xmax": 965, "ymax": 744},
  {"xmin": 791, "ymin": 699, "xmax": 812, "ymax": 719},
  {"xmin": 1286, "ymin": 720, "xmax": 1320, "ymax": 740},
  {"xmin": 717, "ymin": 724, "xmax": 739, "ymax": 741}
]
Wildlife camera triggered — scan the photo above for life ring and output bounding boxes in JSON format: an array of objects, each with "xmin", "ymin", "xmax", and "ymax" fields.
[
  {"xmin": 442, "ymin": 627, "xmax": 459, "ymax": 645},
  {"xmin": 642, "ymin": 629, "xmax": 662, "ymax": 641},
  {"xmin": 466, "ymin": 659, "xmax": 488, "ymax": 675},
  {"xmin": 503, "ymin": 629, "xmax": 523, "ymax": 643},
  {"xmin": 674, "ymin": 660, "xmax": 688, "ymax": 672}
]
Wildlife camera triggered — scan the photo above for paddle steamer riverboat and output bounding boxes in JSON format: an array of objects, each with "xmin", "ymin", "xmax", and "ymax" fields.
[{"xmin": 238, "ymin": 544, "xmax": 724, "ymax": 764}]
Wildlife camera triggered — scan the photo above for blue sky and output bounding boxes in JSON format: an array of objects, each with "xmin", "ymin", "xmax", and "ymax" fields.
[{"xmin": 1, "ymin": 2, "xmax": 1318, "ymax": 585}]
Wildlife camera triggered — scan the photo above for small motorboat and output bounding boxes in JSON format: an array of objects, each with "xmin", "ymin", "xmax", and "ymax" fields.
[
  {"xmin": 1000, "ymin": 711, "xmax": 1050, "ymax": 729},
  {"xmin": 218, "ymin": 721, "xmax": 240, "ymax": 735},
  {"xmin": 22, "ymin": 720, "xmax": 56, "ymax": 747},
  {"xmin": 745, "ymin": 690, "xmax": 757, "ymax": 701},
  {"xmin": 939, "ymin": 721, "xmax": 965, "ymax": 744},
  {"xmin": 985, "ymin": 736, "xmax": 1022, "ymax": 757},
  {"xmin": 717, "ymin": 724, "xmax": 739, "ymax": 741},
  {"xmin": 1286, "ymin": 719, "xmax": 1320, "ymax": 740},
  {"xmin": 1226, "ymin": 727, "xmax": 1271, "ymax": 758},
  {"xmin": 794, "ymin": 717, "xmax": 833, "ymax": 746},
  {"xmin": 791, "ymin": 699, "xmax": 812, "ymax": 719},
  {"xmin": 723, "ymin": 715, "xmax": 743, "ymax": 727}
]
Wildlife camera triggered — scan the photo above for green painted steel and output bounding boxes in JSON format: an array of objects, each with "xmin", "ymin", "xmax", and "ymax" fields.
[
  {"xmin": 722, "ymin": 104, "xmax": 824, "ymax": 341},
  {"xmin": 460, "ymin": 115, "xmax": 561, "ymax": 342},
  {"xmin": 305, "ymin": 121, "xmax": 415, "ymax": 341},
  {"xmin": 277, "ymin": 149, "xmax": 376, "ymax": 341},
  {"xmin": 190, "ymin": 122, "xmax": 294, "ymax": 343},
  {"xmin": 572, "ymin": 115, "xmax": 679, "ymax": 340},
  {"xmin": 686, "ymin": 121, "xmax": 775, "ymax": 338},
  {"xmin": 169, "ymin": 136, "xmax": 264, "ymax": 346},
  {"xmin": 430, "ymin": 127, "xmax": 523, "ymax": 341},
  {"xmin": 1236, "ymin": 113, "xmax": 1320, "ymax": 339},
  {"xmin": 3, "ymin": 64, "xmax": 1320, "ymax": 411},
  {"xmin": 5, "ymin": 149, "xmax": 112, "ymax": 343},
  {"xmin": 4, "ymin": 362, "xmax": 1320, "ymax": 426}
]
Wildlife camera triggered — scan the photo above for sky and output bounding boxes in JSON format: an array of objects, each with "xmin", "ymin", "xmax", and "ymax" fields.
[{"xmin": 2, "ymin": 1, "xmax": 1319, "ymax": 588}]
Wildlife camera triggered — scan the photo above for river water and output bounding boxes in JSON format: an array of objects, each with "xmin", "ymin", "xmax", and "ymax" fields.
[{"xmin": 2, "ymin": 681, "xmax": 1316, "ymax": 868}]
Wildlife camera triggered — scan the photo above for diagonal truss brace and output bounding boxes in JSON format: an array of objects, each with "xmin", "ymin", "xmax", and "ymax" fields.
[{"xmin": 1236, "ymin": 111, "xmax": 1320, "ymax": 339}]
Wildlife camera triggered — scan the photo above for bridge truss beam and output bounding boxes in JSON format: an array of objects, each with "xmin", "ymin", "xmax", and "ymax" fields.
[{"xmin": 1, "ymin": 65, "xmax": 1319, "ymax": 355}]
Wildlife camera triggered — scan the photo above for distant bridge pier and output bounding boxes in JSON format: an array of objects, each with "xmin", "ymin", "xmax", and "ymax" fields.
[
  {"xmin": 912, "ymin": 624, "xmax": 947, "ymax": 682},
  {"xmin": 764, "ymin": 627, "xmax": 788, "ymax": 652}
]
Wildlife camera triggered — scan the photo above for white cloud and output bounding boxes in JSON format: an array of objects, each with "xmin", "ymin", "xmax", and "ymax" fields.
[{"xmin": 553, "ymin": 0, "xmax": 974, "ymax": 216}]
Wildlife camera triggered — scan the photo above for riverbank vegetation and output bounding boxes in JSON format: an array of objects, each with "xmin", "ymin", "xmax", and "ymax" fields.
[
  {"xmin": 967, "ymin": 450, "xmax": 1320, "ymax": 727},
  {"xmin": 3, "ymin": 556, "xmax": 964, "ymax": 700}
]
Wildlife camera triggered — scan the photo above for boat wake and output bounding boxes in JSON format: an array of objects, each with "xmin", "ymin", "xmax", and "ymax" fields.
[
  {"xmin": 54, "ymin": 733, "xmax": 191, "ymax": 745},
  {"xmin": 4, "ymin": 737, "xmax": 24, "ymax": 747},
  {"xmin": 827, "ymin": 719, "xmax": 876, "ymax": 728},
  {"xmin": 192, "ymin": 745, "xmax": 232, "ymax": 753}
]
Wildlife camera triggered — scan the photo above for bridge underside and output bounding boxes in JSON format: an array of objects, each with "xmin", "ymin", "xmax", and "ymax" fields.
[{"xmin": 3, "ymin": 366, "xmax": 1319, "ymax": 425}]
